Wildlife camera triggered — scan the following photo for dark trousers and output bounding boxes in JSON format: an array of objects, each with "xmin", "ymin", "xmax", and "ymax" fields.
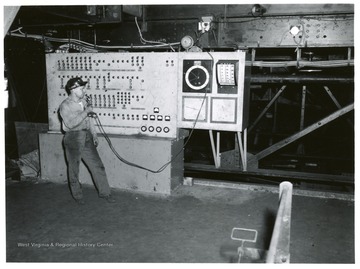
[{"xmin": 63, "ymin": 130, "xmax": 111, "ymax": 200}]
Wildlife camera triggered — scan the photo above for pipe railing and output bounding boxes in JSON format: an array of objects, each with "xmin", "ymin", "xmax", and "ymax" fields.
[{"xmin": 266, "ymin": 181, "xmax": 293, "ymax": 263}]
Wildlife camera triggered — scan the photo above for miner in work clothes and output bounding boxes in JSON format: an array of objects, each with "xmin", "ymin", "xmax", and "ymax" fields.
[{"xmin": 59, "ymin": 77, "xmax": 115, "ymax": 205}]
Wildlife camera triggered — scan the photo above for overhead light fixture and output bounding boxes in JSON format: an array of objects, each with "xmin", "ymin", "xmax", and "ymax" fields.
[{"xmin": 290, "ymin": 25, "xmax": 301, "ymax": 36}]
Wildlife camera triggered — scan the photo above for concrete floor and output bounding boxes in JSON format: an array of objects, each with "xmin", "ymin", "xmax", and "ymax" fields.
[{"xmin": 6, "ymin": 179, "xmax": 354, "ymax": 263}]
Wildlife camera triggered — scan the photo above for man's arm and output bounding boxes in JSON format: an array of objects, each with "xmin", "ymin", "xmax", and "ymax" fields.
[{"xmin": 89, "ymin": 118, "xmax": 99, "ymax": 146}]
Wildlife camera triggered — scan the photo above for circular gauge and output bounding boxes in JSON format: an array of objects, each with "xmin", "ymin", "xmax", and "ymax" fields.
[
  {"xmin": 181, "ymin": 35, "xmax": 194, "ymax": 50},
  {"xmin": 185, "ymin": 65, "xmax": 210, "ymax": 90}
]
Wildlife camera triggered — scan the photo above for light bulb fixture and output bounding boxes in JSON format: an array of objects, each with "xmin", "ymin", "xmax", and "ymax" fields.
[
  {"xmin": 290, "ymin": 25, "xmax": 301, "ymax": 36},
  {"xmin": 198, "ymin": 16, "xmax": 213, "ymax": 33}
]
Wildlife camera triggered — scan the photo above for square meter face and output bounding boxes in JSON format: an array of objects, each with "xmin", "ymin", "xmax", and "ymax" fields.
[{"xmin": 182, "ymin": 60, "xmax": 212, "ymax": 93}]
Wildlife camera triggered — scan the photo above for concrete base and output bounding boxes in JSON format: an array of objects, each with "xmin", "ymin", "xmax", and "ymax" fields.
[{"xmin": 39, "ymin": 132, "xmax": 184, "ymax": 195}]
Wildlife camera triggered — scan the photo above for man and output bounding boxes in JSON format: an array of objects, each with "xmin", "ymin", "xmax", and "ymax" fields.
[{"xmin": 59, "ymin": 77, "xmax": 115, "ymax": 205}]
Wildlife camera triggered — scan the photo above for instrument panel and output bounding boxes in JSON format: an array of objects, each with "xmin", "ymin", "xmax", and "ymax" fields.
[
  {"xmin": 46, "ymin": 52, "xmax": 179, "ymax": 138},
  {"xmin": 46, "ymin": 51, "xmax": 249, "ymax": 138}
]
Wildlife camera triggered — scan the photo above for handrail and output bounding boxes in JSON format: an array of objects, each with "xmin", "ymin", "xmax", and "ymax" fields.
[{"xmin": 266, "ymin": 181, "xmax": 293, "ymax": 263}]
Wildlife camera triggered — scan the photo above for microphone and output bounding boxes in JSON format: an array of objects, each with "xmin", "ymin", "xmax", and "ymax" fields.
[{"xmin": 85, "ymin": 94, "xmax": 92, "ymax": 106}]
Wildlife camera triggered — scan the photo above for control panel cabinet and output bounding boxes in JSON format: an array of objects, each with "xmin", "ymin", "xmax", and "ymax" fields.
[{"xmin": 178, "ymin": 51, "xmax": 249, "ymax": 132}]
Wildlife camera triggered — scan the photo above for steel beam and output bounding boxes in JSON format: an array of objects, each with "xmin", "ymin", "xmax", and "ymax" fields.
[
  {"xmin": 300, "ymin": 86, "xmax": 307, "ymax": 131},
  {"xmin": 250, "ymin": 74, "xmax": 354, "ymax": 84},
  {"xmin": 324, "ymin": 85, "xmax": 354, "ymax": 128},
  {"xmin": 248, "ymin": 85, "xmax": 287, "ymax": 133},
  {"xmin": 221, "ymin": 15, "xmax": 354, "ymax": 48},
  {"xmin": 145, "ymin": 4, "xmax": 354, "ymax": 20},
  {"xmin": 249, "ymin": 103, "xmax": 354, "ymax": 167}
]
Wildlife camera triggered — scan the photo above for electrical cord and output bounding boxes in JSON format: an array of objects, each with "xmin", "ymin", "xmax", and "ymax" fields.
[
  {"xmin": 84, "ymin": 51, "xmax": 214, "ymax": 173},
  {"xmin": 9, "ymin": 28, "xmax": 180, "ymax": 51},
  {"xmin": 134, "ymin": 17, "xmax": 177, "ymax": 52},
  {"xmin": 90, "ymin": 87, "xmax": 208, "ymax": 173}
]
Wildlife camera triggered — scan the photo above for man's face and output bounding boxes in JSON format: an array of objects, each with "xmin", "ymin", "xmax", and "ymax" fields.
[{"xmin": 72, "ymin": 85, "xmax": 85, "ymax": 99}]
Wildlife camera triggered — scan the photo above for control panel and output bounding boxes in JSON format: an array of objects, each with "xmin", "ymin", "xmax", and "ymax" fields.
[
  {"xmin": 46, "ymin": 52, "xmax": 179, "ymax": 138},
  {"xmin": 178, "ymin": 51, "xmax": 248, "ymax": 132},
  {"xmin": 46, "ymin": 51, "xmax": 249, "ymax": 138}
]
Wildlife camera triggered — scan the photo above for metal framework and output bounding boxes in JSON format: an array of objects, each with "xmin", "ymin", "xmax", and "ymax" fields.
[
  {"xmin": 203, "ymin": 81, "xmax": 354, "ymax": 184},
  {"xmin": 248, "ymin": 94, "xmax": 354, "ymax": 169}
]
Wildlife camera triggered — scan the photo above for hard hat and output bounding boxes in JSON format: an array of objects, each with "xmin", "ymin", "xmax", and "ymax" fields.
[{"xmin": 65, "ymin": 77, "xmax": 88, "ymax": 91}]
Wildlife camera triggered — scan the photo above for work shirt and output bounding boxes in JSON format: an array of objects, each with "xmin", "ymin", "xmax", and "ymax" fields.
[{"xmin": 59, "ymin": 97, "xmax": 96, "ymax": 135}]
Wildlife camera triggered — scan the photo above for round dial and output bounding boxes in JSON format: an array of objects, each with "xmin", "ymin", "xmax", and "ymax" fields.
[{"xmin": 185, "ymin": 65, "xmax": 210, "ymax": 90}]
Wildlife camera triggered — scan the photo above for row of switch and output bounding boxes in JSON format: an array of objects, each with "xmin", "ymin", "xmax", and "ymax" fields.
[
  {"xmin": 87, "ymin": 94, "xmax": 143, "ymax": 105},
  {"xmin": 60, "ymin": 57, "xmax": 92, "ymax": 62},
  {"xmin": 141, "ymin": 126, "xmax": 170, "ymax": 133},
  {"xmin": 57, "ymin": 65, "xmax": 92, "ymax": 71},
  {"xmin": 94, "ymin": 113, "xmax": 171, "ymax": 122},
  {"xmin": 143, "ymin": 115, "xmax": 171, "ymax": 121},
  {"xmin": 57, "ymin": 75, "xmax": 142, "ymax": 80},
  {"xmin": 97, "ymin": 113, "xmax": 140, "ymax": 120},
  {"xmin": 57, "ymin": 56, "xmax": 144, "ymax": 63}
]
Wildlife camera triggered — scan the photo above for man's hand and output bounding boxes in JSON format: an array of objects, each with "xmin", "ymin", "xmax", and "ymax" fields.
[{"xmin": 85, "ymin": 104, "xmax": 97, "ymax": 118}]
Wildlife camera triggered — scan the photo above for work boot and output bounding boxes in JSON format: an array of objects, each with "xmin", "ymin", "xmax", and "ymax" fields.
[
  {"xmin": 100, "ymin": 195, "xmax": 116, "ymax": 203},
  {"xmin": 75, "ymin": 199, "xmax": 85, "ymax": 205}
]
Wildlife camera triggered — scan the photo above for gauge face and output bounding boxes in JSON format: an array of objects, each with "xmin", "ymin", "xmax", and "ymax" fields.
[
  {"xmin": 185, "ymin": 65, "xmax": 210, "ymax": 90},
  {"xmin": 182, "ymin": 59, "xmax": 212, "ymax": 93}
]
